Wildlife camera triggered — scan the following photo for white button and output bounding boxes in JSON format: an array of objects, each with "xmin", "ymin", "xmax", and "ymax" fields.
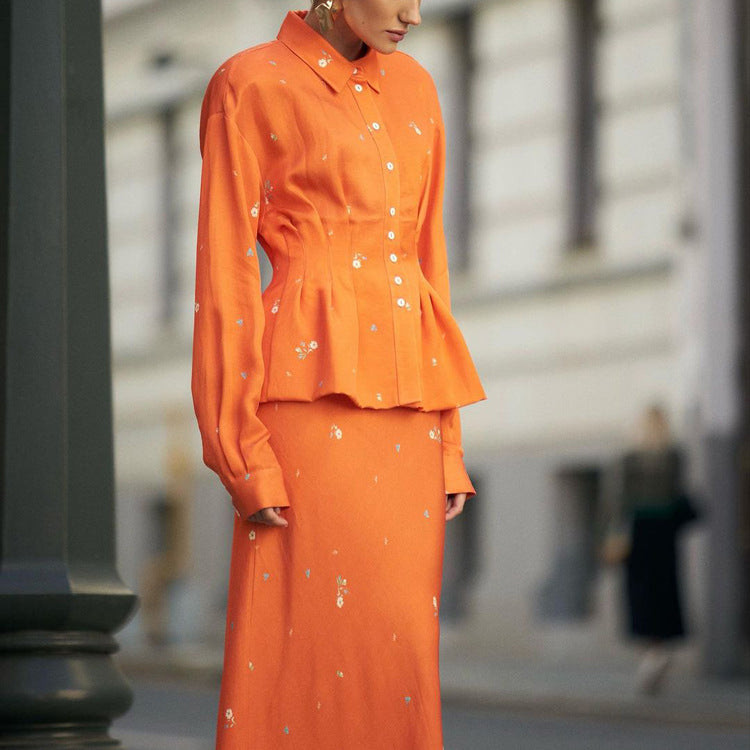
[
  {"xmin": 386, "ymin": 161, "xmax": 394, "ymax": 170},
  {"xmin": 372, "ymin": 122, "xmax": 380, "ymax": 130},
  {"xmin": 389, "ymin": 207, "xmax": 396, "ymax": 216},
  {"xmin": 389, "ymin": 253, "xmax": 398, "ymax": 263},
  {"xmin": 397, "ymin": 297, "xmax": 405, "ymax": 307},
  {"xmin": 354, "ymin": 83, "xmax": 363, "ymax": 92},
  {"xmin": 394, "ymin": 276, "xmax": 403, "ymax": 285},
  {"xmin": 387, "ymin": 231, "xmax": 395, "ymax": 240}
]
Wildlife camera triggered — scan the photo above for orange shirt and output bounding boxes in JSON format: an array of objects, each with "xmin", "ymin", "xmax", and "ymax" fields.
[{"xmin": 192, "ymin": 9, "xmax": 487, "ymax": 520}]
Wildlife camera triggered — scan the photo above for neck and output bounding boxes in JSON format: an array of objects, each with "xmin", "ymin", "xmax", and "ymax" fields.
[{"xmin": 304, "ymin": 7, "xmax": 366, "ymax": 62}]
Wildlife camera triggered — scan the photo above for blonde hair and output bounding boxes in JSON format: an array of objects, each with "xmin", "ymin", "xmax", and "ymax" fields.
[{"xmin": 634, "ymin": 403, "xmax": 671, "ymax": 451}]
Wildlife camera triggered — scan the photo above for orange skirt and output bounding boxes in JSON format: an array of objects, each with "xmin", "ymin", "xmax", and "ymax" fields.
[{"xmin": 215, "ymin": 393, "xmax": 447, "ymax": 749}]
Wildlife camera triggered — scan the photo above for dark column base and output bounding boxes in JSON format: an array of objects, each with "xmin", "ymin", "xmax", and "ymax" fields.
[{"xmin": 0, "ymin": 630, "xmax": 135, "ymax": 749}]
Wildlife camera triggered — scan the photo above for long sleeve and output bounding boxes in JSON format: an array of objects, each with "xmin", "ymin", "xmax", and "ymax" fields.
[
  {"xmin": 417, "ymin": 80, "xmax": 476, "ymax": 499},
  {"xmin": 191, "ymin": 110, "xmax": 290, "ymax": 520}
]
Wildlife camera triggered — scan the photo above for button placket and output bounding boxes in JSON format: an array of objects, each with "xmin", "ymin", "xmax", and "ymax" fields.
[{"xmin": 349, "ymin": 75, "xmax": 419, "ymax": 403}]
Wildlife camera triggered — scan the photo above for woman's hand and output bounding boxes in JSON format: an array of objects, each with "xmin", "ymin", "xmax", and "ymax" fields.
[
  {"xmin": 248, "ymin": 506, "xmax": 288, "ymax": 527},
  {"xmin": 445, "ymin": 492, "xmax": 467, "ymax": 521}
]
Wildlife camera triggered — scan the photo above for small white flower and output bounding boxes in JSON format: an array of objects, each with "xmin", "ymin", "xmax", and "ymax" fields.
[
  {"xmin": 250, "ymin": 201, "xmax": 259, "ymax": 217},
  {"xmin": 336, "ymin": 595, "xmax": 344, "ymax": 608},
  {"xmin": 309, "ymin": 340, "xmax": 318, "ymax": 349},
  {"xmin": 352, "ymin": 259, "xmax": 361, "ymax": 269},
  {"xmin": 249, "ymin": 529, "xmax": 256, "ymax": 540},
  {"xmin": 335, "ymin": 428, "xmax": 342, "ymax": 439}
]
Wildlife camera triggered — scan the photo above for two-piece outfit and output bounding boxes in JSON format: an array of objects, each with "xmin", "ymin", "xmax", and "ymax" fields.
[{"xmin": 191, "ymin": 8, "xmax": 486, "ymax": 749}]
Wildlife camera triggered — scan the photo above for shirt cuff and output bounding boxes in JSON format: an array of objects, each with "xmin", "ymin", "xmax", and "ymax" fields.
[
  {"xmin": 225, "ymin": 466, "xmax": 291, "ymax": 521},
  {"xmin": 443, "ymin": 446, "xmax": 476, "ymax": 499}
]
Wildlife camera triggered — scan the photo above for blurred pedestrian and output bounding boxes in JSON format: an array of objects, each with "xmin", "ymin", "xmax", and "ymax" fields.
[
  {"xmin": 600, "ymin": 404, "xmax": 702, "ymax": 694},
  {"xmin": 190, "ymin": 1, "xmax": 486, "ymax": 747}
]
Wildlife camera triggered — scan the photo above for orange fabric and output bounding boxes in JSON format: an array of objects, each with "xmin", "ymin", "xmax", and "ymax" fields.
[
  {"xmin": 192, "ymin": 9, "xmax": 486, "ymax": 522},
  {"xmin": 216, "ymin": 393, "xmax": 446, "ymax": 749}
]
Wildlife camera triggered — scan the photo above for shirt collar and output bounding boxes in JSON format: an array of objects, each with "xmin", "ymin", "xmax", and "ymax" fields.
[{"xmin": 277, "ymin": 9, "xmax": 382, "ymax": 94}]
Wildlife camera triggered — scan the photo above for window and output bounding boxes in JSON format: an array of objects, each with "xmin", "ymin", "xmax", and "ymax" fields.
[{"xmin": 566, "ymin": 0, "xmax": 598, "ymax": 251}]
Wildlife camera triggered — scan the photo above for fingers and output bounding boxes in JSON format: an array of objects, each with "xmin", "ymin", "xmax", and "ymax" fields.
[
  {"xmin": 445, "ymin": 492, "xmax": 467, "ymax": 521},
  {"xmin": 248, "ymin": 506, "xmax": 288, "ymax": 527}
]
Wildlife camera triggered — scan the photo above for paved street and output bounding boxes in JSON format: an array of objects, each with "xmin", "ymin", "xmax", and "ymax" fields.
[{"xmin": 111, "ymin": 678, "xmax": 749, "ymax": 750}]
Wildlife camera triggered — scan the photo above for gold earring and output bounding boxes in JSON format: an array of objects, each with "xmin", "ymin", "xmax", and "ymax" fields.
[{"xmin": 314, "ymin": 0, "xmax": 339, "ymax": 33}]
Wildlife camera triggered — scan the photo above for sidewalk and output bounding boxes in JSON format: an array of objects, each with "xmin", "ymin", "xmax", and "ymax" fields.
[
  {"xmin": 116, "ymin": 642, "xmax": 750, "ymax": 730},
  {"xmin": 438, "ymin": 650, "xmax": 749, "ymax": 729}
]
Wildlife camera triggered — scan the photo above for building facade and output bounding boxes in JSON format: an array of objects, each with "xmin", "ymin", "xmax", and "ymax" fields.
[{"xmin": 102, "ymin": 0, "xmax": 747, "ymax": 674}]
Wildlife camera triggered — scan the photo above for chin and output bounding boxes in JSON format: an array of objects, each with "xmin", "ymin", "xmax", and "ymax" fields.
[{"xmin": 367, "ymin": 39, "xmax": 398, "ymax": 54}]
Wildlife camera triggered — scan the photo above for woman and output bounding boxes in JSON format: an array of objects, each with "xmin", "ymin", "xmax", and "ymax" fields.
[
  {"xmin": 600, "ymin": 405, "xmax": 700, "ymax": 695},
  {"xmin": 191, "ymin": 1, "xmax": 486, "ymax": 747}
]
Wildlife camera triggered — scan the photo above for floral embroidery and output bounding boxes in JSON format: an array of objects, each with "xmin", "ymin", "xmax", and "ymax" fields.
[
  {"xmin": 248, "ymin": 661, "xmax": 255, "ymax": 670},
  {"xmin": 395, "ymin": 443, "xmax": 401, "ymax": 452},
  {"xmin": 352, "ymin": 252, "xmax": 367, "ymax": 269},
  {"xmin": 236, "ymin": 318, "xmax": 243, "ymax": 326},
  {"xmin": 370, "ymin": 323, "xmax": 378, "ymax": 331},
  {"xmin": 424, "ymin": 509, "xmax": 430, "ymax": 518},
  {"xmin": 336, "ymin": 670, "xmax": 344, "ymax": 678},
  {"xmin": 263, "ymin": 178, "xmax": 274, "ymax": 204},
  {"xmin": 330, "ymin": 423, "xmax": 342, "ymax": 439},
  {"xmin": 409, "ymin": 121, "xmax": 423, "ymax": 135},
  {"xmin": 376, "ymin": 392, "xmax": 382, "ymax": 401},
  {"xmin": 404, "ymin": 696, "xmax": 411, "ymax": 704},
  {"xmin": 247, "ymin": 246, "xmax": 254, "ymax": 257},
  {"xmin": 240, "ymin": 371, "xmax": 248, "ymax": 379},
  {"xmin": 271, "ymin": 299, "xmax": 280, "ymax": 314},
  {"xmin": 336, "ymin": 574, "xmax": 349, "ymax": 608},
  {"xmin": 429, "ymin": 426, "xmax": 442, "ymax": 442},
  {"xmin": 305, "ymin": 568, "xmax": 311, "ymax": 578},
  {"xmin": 224, "ymin": 708, "xmax": 236, "ymax": 728},
  {"xmin": 270, "ymin": 132, "xmax": 278, "ymax": 141},
  {"xmin": 250, "ymin": 201, "xmax": 260, "ymax": 217},
  {"xmin": 268, "ymin": 59, "xmax": 277, "ymax": 66},
  {"xmin": 431, "ymin": 357, "xmax": 438, "ymax": 366},
  {"xmin": 318, "ymin": 50, "xmax": 332, "ymax": 67},
  {"xmin": 263, "ymin": 572, "xmax": 270, "ymax": 580},
  {"xmin": 283, "ymin": 725, "xmax": 290, "ymax": 734},
  {"xmin": 295, "ymin": 340, "xmax": 318, "ymax": 359},
  {"xmin": 249, "ymin": 529, "xmax": 256, "ymax": 540}
]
